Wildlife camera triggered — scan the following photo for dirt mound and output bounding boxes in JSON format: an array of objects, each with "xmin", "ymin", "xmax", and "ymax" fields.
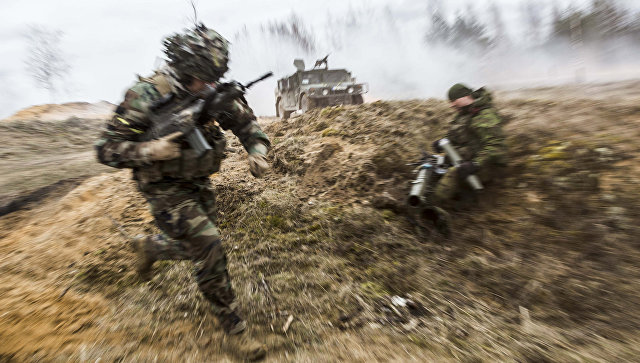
[
  {"xmin": 2, "ymin": 82, "xmax": 640, "ymax": 361},
  {"xmin": 0, "ymin": 116, "xmax": 114, "ymax": 206},
  {"xmin": 2, "ymin": 101, "xmax": 115, "ymax": 122},
  {"xmin": 267, "ymin": 100, "xmax": 454, "ymax": 208}
]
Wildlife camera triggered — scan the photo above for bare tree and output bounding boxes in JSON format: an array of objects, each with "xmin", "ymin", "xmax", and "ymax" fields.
[
  {"xmin": 266, "ymin": 13, "xmax": 316, "ymax": 53},
  {"xmin": 425, "ymin": 9, "xmax": 451, "ymax": 45},
  {"xmin": 521, "ymin": 1, "xmax": 546, "ymax": 45},
  {"xmin": 425, "ymin": 3, "xmax": 492, "ymax": 54},
  {"xmin": 24, "ymin": 25, "xmax": 70, "ymax": 100},
  {"xmin": 488, "ymin": 2, "xmax": 510, "ymax": 47},
  {"xmin": 549, "ymin": 0, "xmax": 635, "ymax": 43}
]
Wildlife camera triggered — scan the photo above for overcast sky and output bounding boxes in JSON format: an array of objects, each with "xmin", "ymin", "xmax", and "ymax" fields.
[{"xmin": 1, "ymin": 0, "xmax": 639, "ymax": 118}]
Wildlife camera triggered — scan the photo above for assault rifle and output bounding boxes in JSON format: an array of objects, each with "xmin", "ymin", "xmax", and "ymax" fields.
[
  {"xmin": 143, "ymin": 72, "xmax": 273, "ymax": 156},
  {"xmin": 407, "ymin": 138, "xmax": 483, "ymax": 207}
]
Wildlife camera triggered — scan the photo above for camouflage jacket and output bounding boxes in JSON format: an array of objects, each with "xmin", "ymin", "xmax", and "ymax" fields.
[
  {"xmin": 95, "ymin": 70, "xmax": 270, "ymax": 183},
  {"xmin": 446, "ymin": 88, "xmax": 506, "ymax": 174}
]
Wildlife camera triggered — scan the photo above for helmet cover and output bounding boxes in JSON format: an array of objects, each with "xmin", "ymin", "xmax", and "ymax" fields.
[{"xmin": 163, "ymin": 24, "xmax": 230, "ymax": 83}]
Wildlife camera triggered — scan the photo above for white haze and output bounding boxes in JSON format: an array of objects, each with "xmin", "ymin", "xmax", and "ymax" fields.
[
  {"xmin": 235, "ymin": 1, "xmax": 640, "ymax": 115},
  {"xmin": 1, "ymin": 0, "xmax": 639, "ymax": 119}
]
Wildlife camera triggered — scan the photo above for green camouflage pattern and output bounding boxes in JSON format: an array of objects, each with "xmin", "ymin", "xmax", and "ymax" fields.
[
  {"xmin": 434, "ymin": 88, "xmax": 506, "ymax": 202},
  {"xmin": 163, "ymin": 24, "xmax": 230, "ymax": 83},
  {"xmin": 140, "ymin": 177, "xmax": 237, "ymax": 317},
  {"xmin": 433, "ymin": 165, "xmax": 461, "ymax": 203},
  {"xmin": 94, "ymin": 81, "xmax": 162, "ymax": 169},
  {"xmin": 95, "ymin": 73, "xmax": 270, "ymax": 180},
  {"xmin": 95, "ymin": 69, "xmax": 271, "ymax": 320}
]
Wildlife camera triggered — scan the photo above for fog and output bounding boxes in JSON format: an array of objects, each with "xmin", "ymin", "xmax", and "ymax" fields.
[{"xmin": 1, "ymin": 0, "xmax": 639, "ymax": 118}]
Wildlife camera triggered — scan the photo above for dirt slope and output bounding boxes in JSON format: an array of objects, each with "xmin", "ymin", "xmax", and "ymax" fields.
[
  {"xmin": 0, "ymin": 103, "xmax": 116, "ymax": 215},
  {"xmin": 1, "ymin": 101, "xmax": 115, "ymax": 123},
  {"xmin": 1, "ymin": 82, "xmax": 640, "ymax": 362}
]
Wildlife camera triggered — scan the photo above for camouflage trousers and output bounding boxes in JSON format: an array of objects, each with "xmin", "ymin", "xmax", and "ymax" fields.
[
  {"xmin": 433, "ymin": 166, "xmax": 463, "ymax": 204},
  {"xmin": 433, "ymin": 165, "xmax": 494, "ymax": 208},
  {"xmin": 139, "ymin": 177, "xmax": 237, "ymax": 317}
]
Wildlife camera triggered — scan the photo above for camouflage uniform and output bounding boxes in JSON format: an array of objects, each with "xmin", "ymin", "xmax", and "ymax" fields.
[
  {"xmin": 95, "ymin": 66, "xmax": 270, "ymax": 319},
  {"xmin": 433, "ymin": 87, "xmax": 506, "ymax": 204}
]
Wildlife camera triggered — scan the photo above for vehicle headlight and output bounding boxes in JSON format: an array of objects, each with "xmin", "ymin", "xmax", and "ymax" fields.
[
  {"xmin": 347, "ymin": 87, "xmax": 354, "ymax": 94},
  {"xmin": 322, "ymin": 89, "xmax": 329, "ymax": 96}
]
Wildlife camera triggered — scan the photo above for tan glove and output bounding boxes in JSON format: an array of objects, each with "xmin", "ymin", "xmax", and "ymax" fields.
[
  {"xmin": 248, "ymin": 143, "xmax": 269, "ymax": 178},
  {"xmin": 140, "ymin": 132, "xmax": 183, "ymax": 161}
]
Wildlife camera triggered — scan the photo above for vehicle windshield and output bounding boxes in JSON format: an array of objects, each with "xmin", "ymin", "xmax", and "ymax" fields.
[
  {"xmin": 301, "ymin": 73, "xmax": 321, "ymax": 84},
  {"xmin": 300, "ymin": 71, "xmax": 350, "ymax": 84},
  {"xmin": 323, "ymin": 71, "xmax": 350, "ymax": 83}
]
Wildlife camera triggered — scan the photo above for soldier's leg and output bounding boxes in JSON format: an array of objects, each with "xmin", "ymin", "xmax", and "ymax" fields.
[
  {"xmin": 416, "ymin": 171, "xmax": 458, "ymax": 236},
  {"xmin": 144, "ymin": 234, "xmax": 191, "ymax": 260},
  {"xmin": 141, "ymin": 183, "xmax": 192, "ymax": 262},
  {"xmin": 142, "ymin": 182, "xmax": 238, "ymax": 320},
  {"xmin": 433, "ymin": 168, "xmax": 460, "ymax": 206},
  {"xmin": 434, "ymin": 167, "xmax": 478, "ymax": 210},
  {"xmin": 196, "ymin": 177, "xmax": 217, "ymax": 224}
]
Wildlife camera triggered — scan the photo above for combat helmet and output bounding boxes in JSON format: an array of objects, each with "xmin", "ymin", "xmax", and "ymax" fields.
[{"xmin": 163, "ymin": 24, "xmax": 230, "ymax": 84}]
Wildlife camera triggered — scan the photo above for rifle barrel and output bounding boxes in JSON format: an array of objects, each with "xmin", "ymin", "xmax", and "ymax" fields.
[{"xmin": 245, "ymin": 72, "xmax": 273, "ymax": 89}]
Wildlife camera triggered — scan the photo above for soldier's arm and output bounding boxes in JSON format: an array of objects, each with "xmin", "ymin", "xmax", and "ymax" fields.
[
  {"xmin": 94, "ymin": 82, "xmax": 161, "ymax": 168},
  {"xmin": 470, "ymin": 109, "xmax": 506, "ymax": 169},
  {"xmin": 215, "ymin": 95, "xmax": 271, "ymax": 154}
]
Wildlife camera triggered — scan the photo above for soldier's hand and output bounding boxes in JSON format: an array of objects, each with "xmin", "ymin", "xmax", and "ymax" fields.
[
  {"xmin": 456, "ymin": 161, "xmax": 478, "ymax": 181},
  {"xmin": 143, "ymin": 132, "xmax": 183, "ymax": 161}
]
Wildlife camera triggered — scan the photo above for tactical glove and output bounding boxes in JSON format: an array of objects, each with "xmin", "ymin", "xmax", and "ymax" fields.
[
  {"xmin": 248, "ymin": 142, "xmax": 269, "ymax": 178},
  {"xmin": 456, "ymin": 161, "xmax": 478, "ymax": 181},
  {"xmin": 140, "ymin": 131, "xmax": 183, "ymax": 161}
]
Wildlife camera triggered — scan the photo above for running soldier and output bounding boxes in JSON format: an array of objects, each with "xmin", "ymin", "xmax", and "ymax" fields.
[{"xmin": 95, "ymin": 24, "xmax": 269, "ymax": 360}]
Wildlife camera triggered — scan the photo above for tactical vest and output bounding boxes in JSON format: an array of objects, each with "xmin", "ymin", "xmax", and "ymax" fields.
[
  {"xmin": 447, "ymin": 113, "xmax": 475, "ymax": 161},
  {"xmin": 134, "ymin": 127, "xmax": 226, "ymax": 184},
  {"xmin": 447, "ymin": 108, "xmax": 496, "ymax": 161},
  {"xmin": 133, "ymin": 74, "xmax": 227, "ymax": 184}
]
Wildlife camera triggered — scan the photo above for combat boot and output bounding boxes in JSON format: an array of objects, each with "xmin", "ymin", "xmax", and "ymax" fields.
[
  {"xmin": 219, "ymin": 311, "xmax": 247, "ymax": 335},
  {"xmin": 219, "ymin": 311, "xmax": 266, "ymax": 361},
  {"xmin": 423, "ymin": 206, "xmax": 451, "ymax": 237},
  {"xmin": 433, "ymin": 207, "xmax": 451, "ymax": 237},
  {"xmin": 224, "ymin": 333, "xmax": 267, "ymax": 361},
  {"xmin": 131, "ymin": 235, "xmax": 157, "ymax": 281}
]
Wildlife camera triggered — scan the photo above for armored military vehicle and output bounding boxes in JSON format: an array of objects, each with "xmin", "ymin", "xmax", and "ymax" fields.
[{"xmin": 275, "ymin": 56, "xmax": 368, "ymax": 119}]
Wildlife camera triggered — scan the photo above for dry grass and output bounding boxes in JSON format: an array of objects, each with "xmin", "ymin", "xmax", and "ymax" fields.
[{"xmin": 1, "ymin": 82, "xmax": 640, "ymax": 361}]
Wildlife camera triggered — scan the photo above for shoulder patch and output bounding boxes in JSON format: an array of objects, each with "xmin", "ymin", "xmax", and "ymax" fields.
[{"xmin": 126, "ymin": 81, "xmax": 161, "ymax": 113}]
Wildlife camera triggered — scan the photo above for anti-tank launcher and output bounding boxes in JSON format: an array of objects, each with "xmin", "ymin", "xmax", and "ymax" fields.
[
  {"xmin": 407, "ymin": 152, "xmax": 448, "ymax": 207},
  {"xmin": 407, "ymin": 138, "xmax": 483, "ymax": 207}
]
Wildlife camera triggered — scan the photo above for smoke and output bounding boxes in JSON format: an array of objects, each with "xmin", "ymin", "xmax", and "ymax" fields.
[
  {"xmin": 2, "ymin": 0, "xmax": 639, "ymax": 119},
  {"xmin": 229, "ymin": 0, "xmax": 640, "ymax": 116}
]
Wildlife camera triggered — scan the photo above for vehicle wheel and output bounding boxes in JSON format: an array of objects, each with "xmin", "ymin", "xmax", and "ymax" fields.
[
  {"xmin": 278, "ymin": 100, "xmax": 291, "ymax": 120},
  {"xmin": 351, "ymin": 94, "xmax": 364, "ymax": 105},
  {"xmin": 300, "ymin": 94, "xmax": 315, "ymax": 113}
]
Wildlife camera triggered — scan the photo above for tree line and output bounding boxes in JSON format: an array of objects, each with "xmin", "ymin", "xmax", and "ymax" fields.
[{"xmin": 425, "ymin": 0, "xmax": 640, "ymax": 53}]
